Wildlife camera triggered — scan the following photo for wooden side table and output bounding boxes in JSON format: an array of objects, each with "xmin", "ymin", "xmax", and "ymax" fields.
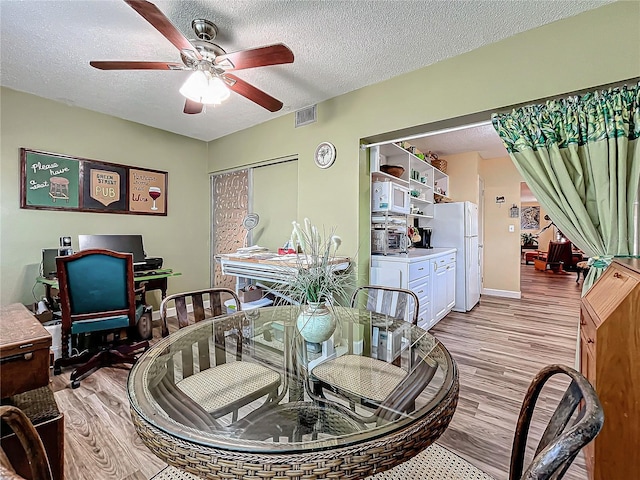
[{"xmin": 0, "ymin": 304, "xmax": 52, "ymax": 397}]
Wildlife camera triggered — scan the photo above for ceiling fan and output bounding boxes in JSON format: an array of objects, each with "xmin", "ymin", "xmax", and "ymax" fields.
[{"xmin": 90, "ymin": 0, "xmax": 294, "ymax": 114}]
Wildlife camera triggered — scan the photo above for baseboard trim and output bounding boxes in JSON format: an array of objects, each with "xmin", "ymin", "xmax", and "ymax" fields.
[{"xmin": 482, "ymin": 288, "xmax": 521, "ymax": 299}]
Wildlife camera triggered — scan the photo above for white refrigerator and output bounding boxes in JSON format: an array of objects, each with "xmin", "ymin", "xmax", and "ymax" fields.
[{"xmin": 431, "ymin": 201, "xmax": 480, "ymax": 312}]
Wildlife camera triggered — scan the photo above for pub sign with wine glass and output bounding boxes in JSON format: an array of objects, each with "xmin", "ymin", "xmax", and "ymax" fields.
[{"xmin": 20, "ymin": 148, "xmax": 167, "ymax": 216}]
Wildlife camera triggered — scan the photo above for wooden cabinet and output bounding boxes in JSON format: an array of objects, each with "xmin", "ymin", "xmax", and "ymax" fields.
[
  {"xmin": 579, "ymin": 258, "xmax": 640, "ymax": 480},
  {"xmin": 0, "ymin": 303, "xmax": 52, "ymax": 398}
]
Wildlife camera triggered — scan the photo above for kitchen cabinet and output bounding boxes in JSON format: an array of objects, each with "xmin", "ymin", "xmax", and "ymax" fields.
[
  {"xmin": 370, "ymin": 249, "xmax": 456, "ymax": 330},
  {"xmin": 445, "ymin": 258, "xmax": 456, "ymax": 311},
  {"xmin": 430, "ymin": 253, "xmax": 456, "ymax": 325},
  {"xmin": 579, "ymin": 258, "xmax": 640, "ymax": 480},
  {"xmin": 431, "ymin": 261, "xmax": 447, "ymax": 322}
]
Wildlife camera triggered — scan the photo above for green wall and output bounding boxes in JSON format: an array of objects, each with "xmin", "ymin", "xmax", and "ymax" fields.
[
  {"xmin": 1, "ymin": 2, "xmax": 639, "ymax": 307},
  {"xmin": 252, "ymin": 159, "xmax": 298, "ymax": 250},
  {"xmin": 206, "ymin": 1, "xmax": 640, "ymax": 285},
  {"xmin": 0, "ymin": 88, "xmax": 210, "ymax": 307}
]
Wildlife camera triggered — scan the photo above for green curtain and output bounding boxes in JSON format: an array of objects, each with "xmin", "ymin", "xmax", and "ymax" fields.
[{"xmin": 492, "ymin": 83, "xmax": 640, "ymax": 294}]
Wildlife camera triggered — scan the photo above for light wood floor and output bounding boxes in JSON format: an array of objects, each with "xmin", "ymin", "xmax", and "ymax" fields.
[
  {"xmin": 431, "ymin": 265, "xmax": 586, "ymax": 479},
  {"xmin": 50, "ymin": 265, "xmax": 586, "ymax": 480}
]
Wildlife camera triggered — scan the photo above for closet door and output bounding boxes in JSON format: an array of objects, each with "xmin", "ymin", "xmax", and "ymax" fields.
[{"xmin": 211, "ymin": 170, "xmax": 248, "ymax": 289}]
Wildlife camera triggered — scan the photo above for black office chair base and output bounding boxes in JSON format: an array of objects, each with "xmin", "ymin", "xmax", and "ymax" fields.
[{"xmin": 54, "ymin": 341, "xmax": 149, "ymax": 388}]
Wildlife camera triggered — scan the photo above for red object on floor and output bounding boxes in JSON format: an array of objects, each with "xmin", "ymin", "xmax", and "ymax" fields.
[{"xmin": 524, "ymin": 251, "xmax": 538, "ymax": 264}]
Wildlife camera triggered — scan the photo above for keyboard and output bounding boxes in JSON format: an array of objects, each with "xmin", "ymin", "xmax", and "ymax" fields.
[{"xmin": 134, "ymin": 269, "xmax": 172, "ymax": 277}]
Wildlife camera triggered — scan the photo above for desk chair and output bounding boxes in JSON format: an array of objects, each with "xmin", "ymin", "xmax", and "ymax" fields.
[
  {"xmin": 369, "ymin": 364, "xmax": 603, "ymax": 480},
  {"xmin": 159, "ymin": 289, "xmax": 281, "ymax": 421},
  {"xmin": 534, "ymin": 241, "xmax": 573, "ymax": 274},
  {"xmin": 53, "ymin": 249, "xmax": 151, "ymax": 389},
  {"xmin": 0, "ymin": 405, "xmax": 53, "ymax": 480}
]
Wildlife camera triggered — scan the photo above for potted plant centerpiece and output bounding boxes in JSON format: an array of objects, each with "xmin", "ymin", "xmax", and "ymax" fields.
[{"xmin": 277, "ymin": 219, "xmax": 352, "ymax": 343}]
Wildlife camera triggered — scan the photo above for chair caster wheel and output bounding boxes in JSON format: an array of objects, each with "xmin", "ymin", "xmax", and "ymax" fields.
[
  {"xmin": 53, "ymin": 366, "xmax": 62, "ymax": 375},
  {"xmin": 71, "ymin": 380, "xmax": 80, "ymax": 389}
]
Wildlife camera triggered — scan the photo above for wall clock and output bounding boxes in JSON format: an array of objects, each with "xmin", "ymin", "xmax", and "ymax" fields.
[{"xmin": 314, "ymin": 142, "xmax": 336, "ymax": 169}]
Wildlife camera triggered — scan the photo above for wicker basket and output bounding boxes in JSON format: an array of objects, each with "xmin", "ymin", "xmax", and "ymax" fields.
[{"xmin": 431, "ymin": 159, "xmax": 447, "ymax": 174}]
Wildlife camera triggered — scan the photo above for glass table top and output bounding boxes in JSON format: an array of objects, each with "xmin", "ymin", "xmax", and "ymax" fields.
[{"xmin": 128, "ymin": 305, "xmax": 456, "ymax": 453}]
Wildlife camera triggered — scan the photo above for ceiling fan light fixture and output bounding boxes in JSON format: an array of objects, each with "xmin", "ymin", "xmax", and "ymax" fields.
[{"xmin": 179, "ymin": 70, "xmax": 230, "ymax": 105}]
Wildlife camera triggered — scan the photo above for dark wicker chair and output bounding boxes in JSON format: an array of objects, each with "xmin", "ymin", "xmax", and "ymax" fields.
[
  {"xmin": 158, "ymin": 289, "xmax": 281, "ymax": 421},
  {"xmin": 311, "ymin": 285, "xmax": 420, "ymax": 407},
  {"xmin": 159, "ymin": 287, "xmax": 241, "ymax": 336},
  {"xmin": 368, "ymin": 364, "xmax": 604, "ymax": 480},
  {"xmin": 0, "ymin": 405, "xmax": 53, "ymax": 480},
  {"xmin": 351, "ymin": 285, "xmax": 420, "ymax": 324}
]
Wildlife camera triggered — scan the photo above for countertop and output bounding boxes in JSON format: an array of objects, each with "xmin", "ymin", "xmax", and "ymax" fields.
[{"xmin": 371, "ymin": 247, "xmax": 456, "ymax": 262}]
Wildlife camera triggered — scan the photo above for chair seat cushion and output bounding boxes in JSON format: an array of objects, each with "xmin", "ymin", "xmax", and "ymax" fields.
[
  {"xmin": 70, "ymin": 314, "xmax": 130, "ymax": 334},
  {"xmin": 312, "ymin": 355, "xmax": 406, "ymax": 402},
  {"xmin": 176, "ymin": 362, "xmax": 281, "ymax": 416},
  {"xmin": 151, "ymin": 466, "xmax": 198, "ymax": 480},
  {"xmin": 367, "ymin": 443, "xmax": 495, "ymax": 479}
]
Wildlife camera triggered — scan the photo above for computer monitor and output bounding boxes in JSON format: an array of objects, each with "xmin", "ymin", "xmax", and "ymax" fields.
[
  {"xmin": 77, "ymin": 234, "xmax": 146, "ymax": 264},
  {"xmin": 41, "ymin": 248, "xmax": 59, "ymax": 278}
]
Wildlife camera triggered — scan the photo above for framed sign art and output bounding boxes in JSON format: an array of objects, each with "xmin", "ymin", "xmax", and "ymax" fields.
[{"xmin": 20, "ymin": 148, "xmax": 167, "ymax": 216}]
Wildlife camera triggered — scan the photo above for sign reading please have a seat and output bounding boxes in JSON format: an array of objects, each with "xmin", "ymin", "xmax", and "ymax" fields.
[{"xmin": 19, "ymin": 148, "xmax": 167, "ymax": 216}]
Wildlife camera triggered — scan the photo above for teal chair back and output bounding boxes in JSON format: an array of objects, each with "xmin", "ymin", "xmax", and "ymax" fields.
[
  {"xmin": 56, "ymin": 249, "xmax": 137, "ymax": 335},
  {"xmin": 65, "ymin": 253, "xmax": 129, "ymax": 314}
]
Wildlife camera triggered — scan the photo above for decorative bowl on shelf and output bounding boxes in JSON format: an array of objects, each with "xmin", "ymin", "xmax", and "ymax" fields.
[{"xmin": 380, "ymin": 165, "xmax": 405, "ymax": 178}]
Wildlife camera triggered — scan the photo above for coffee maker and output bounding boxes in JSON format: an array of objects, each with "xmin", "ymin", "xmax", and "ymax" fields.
[{"xmin": 416, "ymin": 227, "xmax": 432, "ymax": 249}]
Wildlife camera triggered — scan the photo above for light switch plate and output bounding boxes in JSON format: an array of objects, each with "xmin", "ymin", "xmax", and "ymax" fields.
[{"xmin": 509, "ymin": 225, "xmax": 515, "ymax": 232}]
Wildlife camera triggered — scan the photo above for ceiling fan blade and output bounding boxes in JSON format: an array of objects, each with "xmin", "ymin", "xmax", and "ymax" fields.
[
  {"xmin": 184, "ymin": 99, "xmax": 203, "ymax": 114},
  {"xmin": 225, "ymin": 74, "xmax": 283, "ymax": 112},
  {"xmin": 124, "ymin": 0, "xmax": 201, "ymax": 60},
  {"xmin": 90, "ymin": 61, "xmax": 185, "ymax": 70},
  {"xmin": 215, "ymin": 44, "xmax": 294, "ymax": 71}
]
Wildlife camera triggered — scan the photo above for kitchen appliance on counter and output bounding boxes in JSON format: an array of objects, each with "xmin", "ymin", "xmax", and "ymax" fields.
[
  {"xmin": 371, "ymin": 228, "xmax": 410, "ymax": 255},
  {"xmin": 414, "ymin": 227, "xmax": 432, "ymax": 249},
  {"xmin": 431, "ymin": 201, "xmax": 480, "ymax": 312},
  {"xmin": 372, "ymin": 180, "xmax": 410, "ymax": 215}
]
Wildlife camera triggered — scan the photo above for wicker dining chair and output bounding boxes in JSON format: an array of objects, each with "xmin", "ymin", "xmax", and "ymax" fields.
[
  {"xmin": 159, "ymin": 288, "xmax": 281, "ymax": 421},
  {"xmin": 0, "ymin": 405, "xmax": 53, "ymax": 480},
  {"xmin": 311, "ymin": 285, "xmax": 420, "ymax": 406},
  {"xmin": 351, "ymin": 285, "xmax": 420, "ymax": 325},
  {"xmin": 368, "ymin": 364, "xmax": 604, "ymax": 480}
]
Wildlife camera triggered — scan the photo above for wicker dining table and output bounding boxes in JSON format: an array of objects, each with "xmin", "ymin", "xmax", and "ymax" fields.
[{"xmin": 128, "ymin": 305, "xmax": 458, "ymax": 480}]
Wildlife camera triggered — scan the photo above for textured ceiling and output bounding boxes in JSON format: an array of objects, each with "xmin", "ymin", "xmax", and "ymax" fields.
[
  {"xmin": 410, "ymin": 123, "xmax": 508, "ymax": 160},
  {"xmin": 1, "ymin": 0, "xmax": 611, "ymax": 142}
]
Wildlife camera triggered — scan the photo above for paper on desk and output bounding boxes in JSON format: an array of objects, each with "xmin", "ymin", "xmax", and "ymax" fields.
[{"xmin": 236, "ymin": 245, "xmax": 269, "ymax": 254}]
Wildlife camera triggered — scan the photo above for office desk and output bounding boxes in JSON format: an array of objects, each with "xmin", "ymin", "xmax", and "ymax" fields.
[
  {"xmin": 128, "ymin": 306, "xmax": 458, "ymax": 479},
  {"xmin": 37, "ymin": 268, "xmax": 181, "ymax": 304},
  {"xmin": 218, "ymin": 253, "xmax": 350, "ymax": 302}
]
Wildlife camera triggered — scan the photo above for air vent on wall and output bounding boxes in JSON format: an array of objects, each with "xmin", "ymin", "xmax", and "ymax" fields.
[{"xmin": 295, "ymin": 105, "xmax": 317, "ymax": 127}]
